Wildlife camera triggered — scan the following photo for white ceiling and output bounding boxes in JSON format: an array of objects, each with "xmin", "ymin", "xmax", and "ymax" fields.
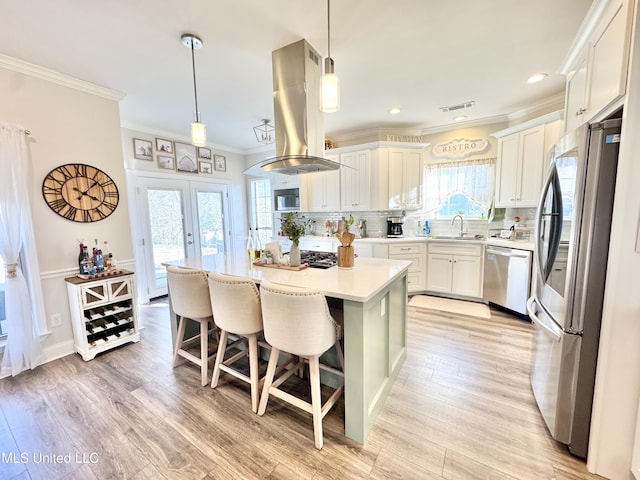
[{"xmin": 0, "ymin": 0, "xmax": 592, "ymax": 152}]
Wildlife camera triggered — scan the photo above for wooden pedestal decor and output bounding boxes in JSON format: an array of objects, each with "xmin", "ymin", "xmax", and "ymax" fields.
[{"xmin": 337, "ymin": 246, "xmax": 355, "ymax": 269}]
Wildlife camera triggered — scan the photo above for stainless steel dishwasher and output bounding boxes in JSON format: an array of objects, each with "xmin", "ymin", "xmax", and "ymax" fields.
[{"xmin": 483, "ymin": 245, "xmax": 532, "ymax": 315}]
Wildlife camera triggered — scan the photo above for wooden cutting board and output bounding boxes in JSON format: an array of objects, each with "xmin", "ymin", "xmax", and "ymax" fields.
[{"xmin": 253, "ymin": 261, "xmax": 309, "ymax": 271}]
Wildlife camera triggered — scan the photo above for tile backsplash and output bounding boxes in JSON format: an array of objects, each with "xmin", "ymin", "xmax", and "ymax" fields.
[{"xmin": 295, "ymin": 207, "xmax": 536, "ymax": 239}]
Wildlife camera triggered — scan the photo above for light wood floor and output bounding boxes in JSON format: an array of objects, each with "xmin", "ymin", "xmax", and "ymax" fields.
[{"xmin": 0, "ymin": 298, "xmax": 606, "ymax": 480}]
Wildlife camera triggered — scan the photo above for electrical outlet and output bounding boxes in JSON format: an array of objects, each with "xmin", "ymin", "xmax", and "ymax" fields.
[{"xmin": 50, "ymin": 313, "xmax": 62, "ymax": 328}]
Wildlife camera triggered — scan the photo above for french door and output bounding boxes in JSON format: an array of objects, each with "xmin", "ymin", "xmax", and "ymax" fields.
[{"xmin": 136, "ymin": 177, "xmax": 229, "ymax": 299}]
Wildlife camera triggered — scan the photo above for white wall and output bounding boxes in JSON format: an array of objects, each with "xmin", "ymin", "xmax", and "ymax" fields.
[
  {"xmin": 0, "ymin": 64, "xmax": 133, "ymax": 362},
  {"xmin": 589, "ymin": 2, "xmax": 640, "ymax": 478}
]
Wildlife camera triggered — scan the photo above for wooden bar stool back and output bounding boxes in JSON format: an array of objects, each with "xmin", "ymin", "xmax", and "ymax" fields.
[
  {"xmin": 166, "ymin": 266, "xmax": 217, "ymax": 386},
  {"xmin": 257, "ymin": 280, "xmax": 344, "ymax": 449},
  {"xmin": 207, "ymin": 272, "xmax": 264, "ymax": 413}
]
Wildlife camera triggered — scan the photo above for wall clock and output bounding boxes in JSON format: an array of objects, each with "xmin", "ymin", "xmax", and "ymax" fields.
[{"xmin": 42, "ymin": 163, "xmax": 119, "ymax": 223}]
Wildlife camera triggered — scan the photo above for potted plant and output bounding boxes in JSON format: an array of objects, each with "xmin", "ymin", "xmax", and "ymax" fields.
[
  {"xmin": 280, "ymin": 213, "xmax": 306, "ymax": 266},
  {"xmin": 336, "ymin": 214, "xmax": 356, "ymax": 269}
]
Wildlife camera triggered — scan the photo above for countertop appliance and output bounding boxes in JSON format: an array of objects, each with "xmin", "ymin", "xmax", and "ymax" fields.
[
  {"xmin": 483, "ymin": 245, "xmax": 532, "ymax": 315},
  {"xmin": 387, "ymin": 217, "xmax": 404, "ymax": 238},
  {"xmin": 527, "ymin": 118, "xmax": 621, "ymax": 459},
  {"xmin": 273, "ymin": 188, "xmax": 299, "ymax": 211}
]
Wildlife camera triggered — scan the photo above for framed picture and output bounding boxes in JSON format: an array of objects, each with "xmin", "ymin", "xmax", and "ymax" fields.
[
  {"xmin": 214, "ymin": 154, "xmax": 227, "ymax": 172},
  {"xmin": 198, "ymin": 146, "xmax": 212, "ymax": 159},
  {"xmin": 175, "ymin": 142, "xmax": 198, "ymax": 173},
  {"xmin": 199, "ymin": 161, "xmax": 212, "ymax": 174},
  {"xmin": 133, "ymin": 138, "xmax": 153, "ymax": 161},
  {"xmin": 157, "ymin": 155, "xmax": 175, "ymax": 170},
  {"xmin": 155, "ymin": 138, "xmax": 173, "ymax": 154}
]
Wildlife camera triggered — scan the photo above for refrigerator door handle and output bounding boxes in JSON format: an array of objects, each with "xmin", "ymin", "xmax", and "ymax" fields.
[
  {"xmin": 527, "ymin": 296, "xmax": 563, "ymax": 341},
  {"xmin": 535, "ymin": 170, "xmax": 553, "ymax": 281},
  {"xmin": 534, "ymin": 164, "xmax": 563, "ymax": 282}
]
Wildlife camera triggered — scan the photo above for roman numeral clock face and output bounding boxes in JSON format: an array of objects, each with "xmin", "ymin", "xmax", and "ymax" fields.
[{"xmin": 42, "ymin": 164, "xmax": 119, "ymax": 223}]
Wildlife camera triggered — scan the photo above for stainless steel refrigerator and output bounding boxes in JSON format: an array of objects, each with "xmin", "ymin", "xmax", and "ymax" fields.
[{"xmin": 527, "ymin": 117, "xmax": 621, "ymax": 458}]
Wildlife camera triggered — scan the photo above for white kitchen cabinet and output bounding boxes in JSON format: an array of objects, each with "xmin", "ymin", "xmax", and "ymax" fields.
[
  {"xmin": 353, "ymin": 242, "xmax": 373, "ymax": 258},
  {"xmin": 65, "ymin": 270, "xmax": 140, "ymax": 361},
  {"xmin": 270, "ymin": 173, "xmax": 299, "ymax": 191},
  {"xmin": 494, "ymin": 118, "xmax": 562, "ymax": 208},
  {"xmin": 299, "ymin": 237, "xmax": 336, "ymax": 252},
  {"xmin": 495, "ymin": 125, "xmax": 544, "ymax": 208},
  {"xmin": 562, "ymin": 0, "xmax": 633, "ymax": 133},
  {"xmin": 300, "ymin": 154, "xmax": 340, "ymax": 212},
  {"xmin": 426, "ymin": 242, "xmax": 483, "ymax": 298},
  {"xmin": 387, "ymin": 148, "xmax": 423, "ymax": 210},
  {"xmin": 565, "ymin": 54, "xmax": 590, "ymax": 133},
  {"xmin": 588, "ymin": 0, "xmax": 632, "ymax": 118},
  {"xmin": 388, "ymin": 242, "xmax": 426, "ymax": 293},
  {"xmin": 340, "ymin": 149, "xmax": 370, "ymax": 211}
]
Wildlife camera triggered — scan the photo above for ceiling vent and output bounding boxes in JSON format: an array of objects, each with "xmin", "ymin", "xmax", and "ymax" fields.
[{"xmin": 440, "ymin": 101, "xmax": 475, "ymax": 113}]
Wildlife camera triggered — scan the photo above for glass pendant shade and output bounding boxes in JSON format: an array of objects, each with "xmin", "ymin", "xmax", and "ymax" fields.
[
  {"xmin": 321, "ymin": 72, "xmax": 340, "ymax": 113},
  {"xmin": 191, "ymin": 121, "xmax": 207, "ymax": 147}
]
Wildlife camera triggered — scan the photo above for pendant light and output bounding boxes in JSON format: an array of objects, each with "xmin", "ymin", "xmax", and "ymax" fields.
[
  {"xmin": 181, "ymin": 33, "xmax": 207, "ymax": 147},
  {"xmin": 320, "ymin": 0, "xmax": 340, "ymax": 113},
  {"xmin": 253, "ymin": 119, "xmax": 275, "ymax": 145}
]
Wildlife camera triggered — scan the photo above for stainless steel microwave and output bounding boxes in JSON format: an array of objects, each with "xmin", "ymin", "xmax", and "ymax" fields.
[{"xmin": 274, "ymin": 188, "xmax": 300, "ymax": 211}]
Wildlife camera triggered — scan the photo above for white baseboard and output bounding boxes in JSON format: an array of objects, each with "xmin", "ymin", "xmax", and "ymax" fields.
[{"xmin": 42, "ymin": 339, "xmax": 75, "ymax": 363}]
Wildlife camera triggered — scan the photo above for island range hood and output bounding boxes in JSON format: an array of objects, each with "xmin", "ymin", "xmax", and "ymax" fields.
[{"xmin": 245, "ymin": 39, "xmax": 340, "ymax": 176}]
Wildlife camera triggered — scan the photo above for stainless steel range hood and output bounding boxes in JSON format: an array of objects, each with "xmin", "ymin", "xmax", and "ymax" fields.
[{"xmin": 245, "ymin": 39, "xmax": 340, "ymax": 176}]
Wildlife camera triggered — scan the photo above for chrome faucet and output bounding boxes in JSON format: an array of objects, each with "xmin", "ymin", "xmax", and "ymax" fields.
[{"xmin": 451, "ymin": 214, "xmax": 464, "ymax": 237}]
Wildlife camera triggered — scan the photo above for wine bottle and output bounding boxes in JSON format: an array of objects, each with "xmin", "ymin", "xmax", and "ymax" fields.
[
  {"xmin": 78, "ymin": 243, "xmax": 85, "ymax": 273},
  {"xmin": 103, "ymin": 240, "xmax": 113, "ymax": 270},
  {"xmin": 253, "ymin": 228, "xmax": 262, "ymax": 260},
  {"xmin": 246, "ymin": 227, "xmax": 256, "ymax": 260},
  {"xmin": 93, "ymin": 239, "xmax": 105, "ymax": 272},
  {"xmin": 80, "ymin": 246, "xmax": 94, "ymax": 275}
]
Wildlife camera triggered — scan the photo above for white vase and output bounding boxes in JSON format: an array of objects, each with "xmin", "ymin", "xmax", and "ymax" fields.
[{"xmin": 289, "ymin": 243, "xmax": 301, "ymax": 267}]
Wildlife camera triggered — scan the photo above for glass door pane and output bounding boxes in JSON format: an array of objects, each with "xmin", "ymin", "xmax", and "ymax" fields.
[
  {"xmin": 195, "ymin": 190, "xmax": 225, "ymax": 256},
  {"xmin": 138, "ymin": 178, "xmax": 191, "ymax": 298},
  {"xmin": 135, "ymin": 178, "xmax": 229, "ymax": 300}
]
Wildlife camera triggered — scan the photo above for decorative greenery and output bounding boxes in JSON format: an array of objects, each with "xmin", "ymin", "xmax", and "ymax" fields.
[
  {"xmin": 344, "ymin": 214, "xmax": 354, "ymax": 231},
  {"xmin": 280, "ymin": 213, "xmax": 306, "ymax": 246}
]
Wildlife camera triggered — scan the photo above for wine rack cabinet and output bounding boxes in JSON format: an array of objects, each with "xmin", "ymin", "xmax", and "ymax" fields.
[{"xmin": 65, "ymin": 270, "xmax": 141, "ymax": 361}]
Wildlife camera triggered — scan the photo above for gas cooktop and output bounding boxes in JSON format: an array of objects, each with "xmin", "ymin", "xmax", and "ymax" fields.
[{"xmin": 299, "ymin": 250, "xmax": 338, "ymax": 269}]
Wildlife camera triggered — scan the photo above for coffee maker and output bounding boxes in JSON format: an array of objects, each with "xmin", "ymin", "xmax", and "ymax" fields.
[{"xmin": 387, "ymin": 216, "xmax": 404, "ymax": 238}]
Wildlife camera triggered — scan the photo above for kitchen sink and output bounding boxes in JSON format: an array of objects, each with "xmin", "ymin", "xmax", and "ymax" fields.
[{"xmin": 429, "ymin": 235, "xmax": 485, "ymax": 241}]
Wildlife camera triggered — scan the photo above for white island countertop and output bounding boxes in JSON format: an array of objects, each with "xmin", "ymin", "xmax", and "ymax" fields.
[
  {"xmin": 163, "ymin": 252, "xmax": 411, "ymax": 444},
  {"xmin": 163, "ymin": 254, "xmax": 411, "ymax": 303}
]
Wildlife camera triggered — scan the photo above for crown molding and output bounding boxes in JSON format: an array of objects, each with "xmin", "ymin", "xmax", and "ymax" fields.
[
  {"xmin": 419, "ymin": 114, "xmax": 509, "ymax": 135},
  {"xmin": 507, "ymin": 93, "xmax": 566, "ymax": 122},
  {"xmin": 492, "ymin": 110, "xmax": 564, "ymax": 138},
  {"xmin": 0, "ymin": 53, "xmax": 125, "ymax": 101}
]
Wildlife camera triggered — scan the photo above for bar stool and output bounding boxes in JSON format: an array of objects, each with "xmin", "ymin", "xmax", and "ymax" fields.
[
  {"xmin": 257, "ymin": 280, "xmax": 344, "ymax": 449},
  {"xmin": 166, "ymin": 266, "xmax": 218, "ymax": 386},
  {"xmin": 207, "ymin": 272, "xmax": 264, "ymax": 413}
]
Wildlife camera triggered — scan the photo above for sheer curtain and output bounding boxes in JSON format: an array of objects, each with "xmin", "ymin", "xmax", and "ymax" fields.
[
  {"xmin": 425, "ymin": 158, "xmax": 496, "ymax": 213},
  {"xmin": 0, "ymin": 123, "xmax": 45, "ymax": 377}
]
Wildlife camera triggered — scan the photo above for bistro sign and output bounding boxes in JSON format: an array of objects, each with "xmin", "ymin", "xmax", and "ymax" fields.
[{"xmin": 432, "ymin": 137, "xmax": 489, "ymax": 159}]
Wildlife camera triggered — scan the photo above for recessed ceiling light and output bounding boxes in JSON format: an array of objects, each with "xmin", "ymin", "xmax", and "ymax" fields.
[
  {"xmin": 453, "ymin": 115, "xmax": 467, "ymax": 122},
  {"xmin": 527, "ymin": 73, "xmax": 548, "ymax": 83},
  {"xmin": 388, "ymin": 107, "xmax": 401, "ymax": 115}
]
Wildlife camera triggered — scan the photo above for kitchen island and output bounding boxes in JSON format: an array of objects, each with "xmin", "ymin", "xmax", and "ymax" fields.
[{"xmin": 163, "ymin": 254, "xmax": 411, "ymax": 444}]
